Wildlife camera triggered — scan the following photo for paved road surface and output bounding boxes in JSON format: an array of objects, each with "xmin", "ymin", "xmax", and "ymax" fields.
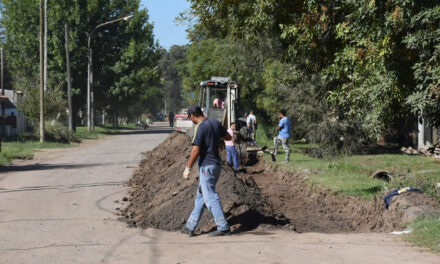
[{"xmin": 0, "ymin": 123, "xmax": 439, "ymax": 264}]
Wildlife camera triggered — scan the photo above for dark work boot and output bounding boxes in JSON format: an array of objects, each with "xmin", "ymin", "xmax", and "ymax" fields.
[
  {"xmin": 208, "ymin": 229, "xmax": 232, "ymax": 237},
  {"xmin": 181, "ymin": 226, "xmax": 194, "ymax": 237},
  {"xmin": 271, "ymin": 153, "xmax": 276, "ymax": 162}
]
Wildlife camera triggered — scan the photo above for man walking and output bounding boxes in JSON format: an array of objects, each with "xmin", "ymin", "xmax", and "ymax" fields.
[
  {"xmin": 182, "ymin": 105, "xmax": 232, "ymax": 237},
  {"xmin": 272, "ymin": 109, "xmax": 290, "ymax": 163},
  {"xmin": 247, "ymin": 110, "xmax": 257, "ymax": 144}
]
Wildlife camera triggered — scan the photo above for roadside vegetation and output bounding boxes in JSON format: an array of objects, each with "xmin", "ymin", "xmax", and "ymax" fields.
[
  {"xmin": 405, "ymin": 216, "xmax": 440, "ymax": 254},
  {"xmin": 0, "ymin": 124, "xmax": 139, "ymax": 166},
  {"xmin": 257, "ymin": 128, "xmax": 440, "ymax": 200},
  {"xmin": 178, "ymin": 1, "xmax": 440, "ymax": 155},
  {"xmin": 0, "ymin": 140, "xmax": 71, "ymax": 166},
  {"xmin": 1, "ymin": 0, "xmax": 163, "ymax": 134},
  {"xmin": 257, "ymin": 127, "xmax": 440, "ymax": 254},
  {"xmin": 74, "ymin": 124, "xmax": 138, "ymax": 140}
]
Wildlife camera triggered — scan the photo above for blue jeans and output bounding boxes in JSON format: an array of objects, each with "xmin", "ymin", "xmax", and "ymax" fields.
[
  {"xmin": 185, "ymin": 164, "xmax": 229, "ymax": 232},
  {"xmin": 248, "ymin": 126, "xmax": 256, "ymax": 143},
  {"xmin": 226, "ymin": 145, "xmax": 239, "ymax": 170}
]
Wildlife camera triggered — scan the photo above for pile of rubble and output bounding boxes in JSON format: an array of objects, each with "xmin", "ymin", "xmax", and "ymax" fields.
[{"xmin": 401, "ymin": 142, "xmax": 440, "ymax": 160}]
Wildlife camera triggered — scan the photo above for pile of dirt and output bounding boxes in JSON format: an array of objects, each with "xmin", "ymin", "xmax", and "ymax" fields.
[
  {"xmin": 249, "ymin": 161, "xmax": 440, "ymax": 233},
  {"xmin": 120, "ymin": 133, "xmax": 293, "ymax": 234},
  {"xmin": 121, "ymin": 133, "xmax": 440, "ymax": 234}
]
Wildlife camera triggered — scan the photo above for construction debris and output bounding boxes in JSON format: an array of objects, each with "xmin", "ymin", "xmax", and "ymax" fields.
[
  {"xmin": 400, "ymin": 146, "xmax": 421, "ymax": 155},
  {"xmin": 401, "ymin": 142, "xmax": 440, "ymax": 160},
  {"xmin": 423, "ymin": 142, "xmax": 440, "ymax": 160}
]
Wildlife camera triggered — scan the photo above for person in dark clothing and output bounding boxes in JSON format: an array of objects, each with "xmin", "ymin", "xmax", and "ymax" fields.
[
  {"xmin": 168, "ymin": 112, "xmax": 175, "ymax": 128},
  {"xmin": 182, "ymin": 105, "xmax": 232, "ymax": 237}
]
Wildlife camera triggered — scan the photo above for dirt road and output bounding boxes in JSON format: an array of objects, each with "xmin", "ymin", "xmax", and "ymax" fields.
[{"xmin": 0, "ymin": 123, "xmax": 438, "ymax": 264}]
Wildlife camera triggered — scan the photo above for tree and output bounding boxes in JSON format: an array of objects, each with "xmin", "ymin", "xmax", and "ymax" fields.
[
  {"xmin": 1, "ymin": 0, "xmax": 162, "ymax": 127},
  {"xmin": 181, "ymin": 0, "xmax": 440, "ymax": 153},
  {"xmin": 404, "ymin": 5, "xmax": 440, "ymax": 126},
  {"xmin": 159, "ymin": 45, "xmax": 188, "ymax": 112}
]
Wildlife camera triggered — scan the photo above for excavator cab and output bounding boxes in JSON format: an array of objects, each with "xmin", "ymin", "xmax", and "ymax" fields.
[
  {"xmin": 199, "ymin": 77, "xmax": 261, "ymax": 168},
  {"xmin": 199, "ymin": 77, "xmax": 239, "ymax": 129}
]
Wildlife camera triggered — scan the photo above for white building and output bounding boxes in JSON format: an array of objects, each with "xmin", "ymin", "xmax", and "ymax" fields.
[
  {"xmin": 417, "ymin": 117, "xmax": 440, "ymax": 148},
  {"xmin": 1, "ymin": 89, "xmax": 28, "ymax": 137}
]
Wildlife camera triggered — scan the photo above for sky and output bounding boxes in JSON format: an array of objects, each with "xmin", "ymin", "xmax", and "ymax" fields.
[{"xmin": 141, "ymin": 0, "xmax": 191, "ymax": 49}]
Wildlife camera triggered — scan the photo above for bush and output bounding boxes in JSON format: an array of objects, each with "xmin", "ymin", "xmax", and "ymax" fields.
[
  {"xmin": 41, "ymin": 121, "xmax": 79, "ymax": 143},
  {"xmin": 16, "ymin": 78, "xmax": 67, "ymax": 123},
  {"xmin": 306, "ymin": 118, "xmax": 371, "ymax": 158}
]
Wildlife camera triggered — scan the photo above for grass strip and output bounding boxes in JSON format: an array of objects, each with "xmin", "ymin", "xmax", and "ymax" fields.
[
  {"xmin": 256, "ymin": 125, "xmax": 440, "ymax": 199},
  {"xmin": 0, "ymin": 124, "xmax": 139, "ymax": 166},
  {"xmin": 405, "ymin": 216, "xmax": 440, "ymax": 254},
  {"xmin": 0, "ymin": 141, "xmax": 71, "ymax": 166}
]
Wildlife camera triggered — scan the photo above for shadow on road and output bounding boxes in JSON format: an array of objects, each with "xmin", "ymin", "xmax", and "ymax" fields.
[
  {"xmin": 103, "ymin": 127, "xmax": 174, "ymax": 136},
  {"xmin": 0, "ymin": 161, "xmax": 133, "ymax": 173},
  {"xmin": 0, "ymin": 181, "xmax": 126, "ymax": 194},
  {"xmin": 0, "ymin": 126, "xmax": 174, "ymax": 173}
]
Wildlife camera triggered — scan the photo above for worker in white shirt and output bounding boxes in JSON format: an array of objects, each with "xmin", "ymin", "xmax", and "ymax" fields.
[{"xmin": 246, "ymin": 110, "xmax": 257, "ymax": 144}]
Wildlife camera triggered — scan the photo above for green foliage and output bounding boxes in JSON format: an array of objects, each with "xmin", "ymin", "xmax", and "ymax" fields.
[
  {"xmin": 268, "ymin": 141, "xmax": 440, "ymax": 199},
  {"xmin": 159, "ymin": 45, "xmax": 188, "ymax": 111},
  {"xmin": 43, "ymin": 121, "xmax": 77, "ymax": 143},
  {"xmin": 1, "ymin": 0, "xmax": 162, "ymax": 127},
  {"xmin": 1, "ymin": 0, "xmax": 40, "ymax": 79},
  {"xmin": 259, "ymin": 61, "xmax": 329, "ymax": 140},
  {"xmin": 406, "ymin": 216, "xmax": 440, "ymax": 254},
  {"xmin": 16, "ymin": 78, "xmax": 66, "ymax": 123},
  {"xmin": 181, "ymin": 36, "xmax": 283, "ymax": 111},
  {"xmin": 403, "ymin": 5, "xmax": 440, "ymax": 126},
  {"xmin": 0, "ymin": 140, "xmax": 71, "ymax": 166},
  {"xmin": 182, "ymin": 0, "xmax": 440, "ymax": 153},
  {"xmin": 306, "ymin": 118, "xmax": 371, "ymax": 157}
]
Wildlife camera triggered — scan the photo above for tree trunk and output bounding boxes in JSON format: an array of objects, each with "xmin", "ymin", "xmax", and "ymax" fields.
[{"xmin": 65, "ymin": 24, "xmax": 74, "ymax": 132}]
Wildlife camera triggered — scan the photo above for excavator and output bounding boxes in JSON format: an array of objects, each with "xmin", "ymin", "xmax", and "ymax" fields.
[{"xmin": 175, "ymin": 77, "xmax": 262, "ymax": 167}]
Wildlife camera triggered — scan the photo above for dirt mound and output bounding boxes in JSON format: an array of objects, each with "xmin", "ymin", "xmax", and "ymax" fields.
[
  {"xmin": 121, "ymin": 133, "xmax": 439, "ymax": 234},
  {"xmin": 249, "ymin": 162, "xmax": 440, "ymax": 233},
  {"xmin": 120, "ymin": 133, "xmax": 292, "ymax": 234}
]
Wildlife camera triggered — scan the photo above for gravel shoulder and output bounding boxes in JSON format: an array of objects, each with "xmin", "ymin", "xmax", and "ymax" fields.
[{"xmin": 0, "ymin": 123, "xmax": 439, "ymax": 264}]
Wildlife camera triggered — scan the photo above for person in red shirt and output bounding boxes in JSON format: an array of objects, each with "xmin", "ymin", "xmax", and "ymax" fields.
[{"xmin": 213, "ymin": 94, "xmax": 225, "ymax": 109}]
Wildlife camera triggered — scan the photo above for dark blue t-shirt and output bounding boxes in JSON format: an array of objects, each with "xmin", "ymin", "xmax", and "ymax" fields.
[{"xmin": 192, "ymin": 118, "xmax": 227, "ymax": 167}]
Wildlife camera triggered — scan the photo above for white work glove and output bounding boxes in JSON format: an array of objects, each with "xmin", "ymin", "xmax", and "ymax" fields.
[{"xmin": 183, "ymin": 167, "xmax": 191, "ymax": 180}]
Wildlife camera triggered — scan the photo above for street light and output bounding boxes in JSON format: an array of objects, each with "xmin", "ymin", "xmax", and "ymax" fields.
[{"xmin": 87, "ymin": 15, "xmax": 134, "ymax": 131}]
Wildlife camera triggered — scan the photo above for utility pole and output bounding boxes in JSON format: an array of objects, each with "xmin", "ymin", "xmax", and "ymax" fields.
[
  {"xmin": 0, "ymin": 48, "xmax": 4, "ymax": 152},
  {"xmin": 87, "ymin": 45, "xmax": 91, "ymax": 131},
  {"xmin": 65, "ymin": 24, "xmax": 73, "ymax": 132},
  {"xmin": 39, "ymin": 0, "xmax": 45, "ymax": 142},
  {"xmin": 87, "ymin": 15, "xmax": 133, "ymax": 131},
  {"xmin": 43, "ymin": 0, "xmax": 48, "ymax": 92},
  {"xmin": 90, "ymin": 48, "xmax": 94, "ymax": 131}
]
